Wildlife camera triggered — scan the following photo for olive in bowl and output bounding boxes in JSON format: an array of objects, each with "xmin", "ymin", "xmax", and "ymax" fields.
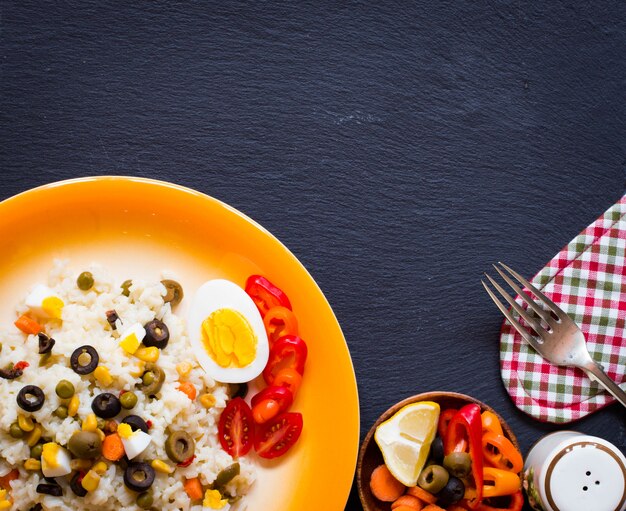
[{"xmin": 356, "ymin": 391, "xmax": 521, "ymax": 511}]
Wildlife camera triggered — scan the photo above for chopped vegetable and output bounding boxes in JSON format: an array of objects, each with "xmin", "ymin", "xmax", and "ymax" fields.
[
  {"xmin": 245, "ymin": 275, "xmax": 292, "ymax": 317},
  {"xmin": 183, "ymin": 477, "xmax": 203, "ymax": 500},
  {"xmin": 481, "ymin": 411, "xmax": 503, "ymax": 436},
  {"xmin": 106, "ymin": 309, "xmax": 120, "ymax": 330},
  {"xmin": 262, "ymin": 334, "xmax": 307, "ymax": 386},
  {"xmin": 24, "ymin": 458, "xmax": 41, "ymax": 471},
  {"xmin": 0, "ymin": 361, "xmax": 29, "ymax": 380},
  {"xmin": 272, "ymin": 367, "xmax": 303, "ymax": 396},
  {"xmin": 77, "ymin": 271, "xmax": 95, "ymax": 290},
  {"xmin": 391, "ymin": 495, "xmax": 423, "ymax": 510},
  {"xmin": 421, "ymin": 505, "xmax": 446, "ymax": 511},
  {"xmin": 55, "ymin": 379, "xmax": 75, "ymax": 399},
  {"xmin": 369, "ymin": 464, "xmax": 405, "ymax": 502},
  {"xmin": 81, "ymin": 469, "xmax": 101, "ymax": 492},
  {"xmin": 94, "ymin": 366, "xmax": 114, "ymax": 386},
  {"xmin": 406, "ymin": 486, "xmax": 437, "ymax": 505},
  {"xmin": 123, "ymin": 462, "xmax": 155, "ymax": 492},
  {"xmin": 177, "ymin": 381, "xmax": 197, "ymax": 400},
  {"xmin": 82, "ymin": 413, "xmax": 98, "ymax": 432},
  {"xmin": 212, "ymin": 462, "xmax": 240, "ymax": 489},
  {"xmin": 120, "ymin": 390, "xmax": 138, "ymax": 409},
  {"xmin": 251, "ymin": 385, "xmax": 293, "ymax": 424},
  {"xmin": 68, "ymin": 395, "xmax": 80, "ymax": 417},
  {"xmin": 26, "ymin": 423, "xmax": 43, "ymax": 447},
  {"xmin": 165, "ymin": 430, "xmax": 195, "ymax": 463},
  {"xmin": 0, "ymin": 469, "xmax": 19, "ymax": 490},
  {"xmin": 143, "ymin": 319, "xmax": 170, "ymax": 349},
  {"xmin": 70, "ymin": 345, "xmax": 99, "ymax": 375},
  {"xmin": 176, "ymin": 362, "xmax": 192, "ymax": 379},
  {"xmin": 161, "ymin": 279, "xmax": 184, "ymax": 307},
  {"xmin": 482, "ymin": 468, "xmax": 521, "ymax": 498},
  {"xmin": 151, "ymin": 459, "xmax": 174, "ymax": 474},
  {"xmin": 135, "ymin": 346, "xmax": 160, "ymax": 363},
  {"xmin": 91, "ymin": 393, "xmax": 122, "ymax": 419},
  {"xmin": 481, "ymin": 432, "xmax": 523, "ymax": 473},
  {"xmin": 37, "ymin": 332, "xmax": 55, "ymax": 354},
  {"xmin": 92, "ymin": 461, "xmax": 108, "ymax": 475},
  {"xmin": 17, "ymin": 414, "xmax": 35, "ymax": 432},
  {"xmin": 36, "ymin": 483, "xmax": 62, "ymax": 496},
  {"xmin": 102, "ymin": 433, "xmax": 125, "ymax": 461},
  {"xmin": 121, "ymin": 415, "xmax": 149, "ymax": 433},
  {"xmin": 438, "ymin": 408, "xmax": 458, "ymax": 440},
  {"xmin": 14, "ymin": 314, "xmax": 42, "ymax": 334},
  {"xmin": 254, "ymin": 412, "xmax": 303, "ymax": 459},
  {"xmin": 218, "ymin": 398, "xmax": 254, "ymax": 458},
  {"xmin": 199, "ymin": 393, "xmax": 216, "ymax": 408},
  {"xmin": 263, "ymin": 306, "xmax": 298, "ymax": 345}
]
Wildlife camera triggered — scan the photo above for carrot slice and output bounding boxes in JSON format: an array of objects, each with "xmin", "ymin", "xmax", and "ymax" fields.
[
  {"xmin": 102, "ymin": 433, "xmax": 125, "ymax": 461},
  {"xmin": 394, "ymin": 506, "xmax": 421, "ymax": 511},
  {"xmin": 422, "ymin": 505, "xmax": 446, "ymax": 511},
  {"xmin": 183, "ymin": 477, "xmax": 203, "ymax": 500},
  {"xmin": 177, "ymin": 381, "xmax": 197, "ymax": 400},
  {"xmin": 406, "ymin": 486, "xmax": 437, "ymax": 505},
  {"xmin": 14, "ymin": 315, "xmax": 42, "ymax": 335},
  {"xmin": 369, "ymin": 464, "xmax": 405, "ymax": 502},
  {"xmin": 0, "ymin": 468, "xmax": 19, "ymax": 490},
  {"xmin": 392, "ymin": 494, "xmax": 423, "ymax": 510}
]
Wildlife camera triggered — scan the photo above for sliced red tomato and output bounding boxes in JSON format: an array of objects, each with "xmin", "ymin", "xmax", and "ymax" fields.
[
  {"xmin": 254, "ymin": 412, "xmax": 303, "ymax": 459},
  {"xmin": 218, "ymin": 397, "xmax": 254, "ymax": 458},
  {"xmin": 245, "ymin": 275, "xmax": 292, "ymax": 317}
]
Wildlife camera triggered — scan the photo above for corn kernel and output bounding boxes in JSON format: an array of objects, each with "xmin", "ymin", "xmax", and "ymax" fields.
[
  {"xmin": 95, "ymin": 428, "xmax": 106, "ymax": 442},
  {"xmin": 24, "ymin": 458, "xmax": 41, "ymax": 471},
  {"xmin": 151, "ymin": 459, "xmax": 174, "ymax": 474},
  {"xmin": 199, "ymin": 393, "xmax": 216, "ymax": 408},
  {"xmin": 130, "ymin": 360, "xmax": 146, "ymax": 377},
  {"xmin": 93, "ymin": 461, "xmax": 108, "ymax": 475},
  {"xmin": 18, "ymin": 414, "xmax": 35, "ymax": 432},
  {"xmin": 94, "ymin": 366, "xmax": 113, "ymax": 386},
  {"xmin": 119, "ymin": 333, "xmax": 140, "ymax": 354},
  {"xmin": 82, "ymin": 413, "xmax": 98, "ymax": 432},
  {"xmin": 68, "ymin": 395, "xmax": 80, "ymax": 417},
  {"xmin": 134, "ymin": 346, "xmax": 160, "ymax": 363},
  {"xmin": 70, "ymin": 458, "xmax": 93, "ymax": 471},
  {"xmin": 26, "ymin": 423, "xmax": 42, "ymax": 447},
  {"xmin": 81, "ymin": 470, "xmax": 101, "ymax": 492},
  {"xmin": 176, "ymin": 362, "xmax": 192, "ymax": 379},
  {"xmin": 0, "ymin": 501, "xmax": 9, "ymax": 510},
  {"xmin": 0, "ymin": 490, "xmax": 6, "ymax": 500}
]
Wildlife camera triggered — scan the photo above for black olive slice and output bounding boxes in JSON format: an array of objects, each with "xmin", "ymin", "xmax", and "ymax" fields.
[
  {"xmin": 106, "ymin": 309, "xmax": 120, "ymax": 330},
  {"xmin": 70, "ymin": 471, "xmax": 88, "ymax": 497},
  {"xmin": 70, "ymin": 345, "xmax": 99, "ymax": 375},
  {"xmin": 121, "ymin": 415, "xmax": 149, "ymax": 434},
  {"xmin": 37, "ymin": 333, "xmax": 56, "ymax": 354},
  {"xmin": 91, "ymin": 393, "xmax": 122, "ymax": 419},
  {"xmin": 143, "ymin": 319, "xmax": 169, "ymax": 349},
  {"xmin": 17, "ymin": 385, "xmax": 45, "ymax": 412},
  {"xmin": 124, "ymin": 462, "xmax": 155, "ymax": 492},
  {"xmin": 36, "ymin": 482, "xmax": 63, "ymax": 496}
]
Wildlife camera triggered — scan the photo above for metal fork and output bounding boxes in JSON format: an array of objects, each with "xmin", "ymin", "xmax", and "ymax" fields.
[{"xmin": 482, "ymin": 262, "xmax": 626, "ymax": 409}]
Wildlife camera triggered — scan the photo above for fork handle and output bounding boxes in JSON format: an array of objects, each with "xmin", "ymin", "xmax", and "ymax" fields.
[{"xmin": 583, "ymin": 361, "xmax": 626, "ymax": 409}]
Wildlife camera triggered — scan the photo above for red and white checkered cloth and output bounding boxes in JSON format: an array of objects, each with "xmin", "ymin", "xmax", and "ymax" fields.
[{"xmin": 500, "ymin": 194, "xmax": 626, "ymax": 423}]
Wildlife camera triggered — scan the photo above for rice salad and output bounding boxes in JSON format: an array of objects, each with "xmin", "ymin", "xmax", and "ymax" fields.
[{"xmin": 0, "ymin": 261, "xmax": 255, "ymax": 511}]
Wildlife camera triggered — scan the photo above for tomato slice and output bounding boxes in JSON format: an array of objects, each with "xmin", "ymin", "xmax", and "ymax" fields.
[
  {"xmin": 218, "ymin": 397, "xmax": 254, "ymax": 458},
  {"xmin": 254, "ymin": 412, "xmax": 303, "ymax": 459},
  {"xmin": 245, "ymin": 275, "xmax": 292, "ymax": 317}
]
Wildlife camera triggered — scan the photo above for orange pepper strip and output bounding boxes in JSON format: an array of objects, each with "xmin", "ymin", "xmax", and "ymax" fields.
[
  {"xmin": 482, "ymin": 432, "xmax": 523, "ymax": 473},
  {"xmin": 482, "ymin": 467, "xmax": 521, "ymax": 498},
  {"xmin": 481, "ymin": 411, "xmax": 504, "ymax": 436},
  {"xmin": 183, "ymin": 477, "xmax": 203, "ymax": 500},
  {"xmin": 263, "ymin": 306, "xmax": 298, "ymax": 345}
]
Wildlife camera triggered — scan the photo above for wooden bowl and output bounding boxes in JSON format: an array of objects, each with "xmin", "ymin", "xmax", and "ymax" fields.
[{"xmin": 357, "ymin": 392, "xmax": 520, "ymax": 511}]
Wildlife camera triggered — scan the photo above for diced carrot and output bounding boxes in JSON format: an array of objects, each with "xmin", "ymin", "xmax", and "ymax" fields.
[
  {"xmin": 369, "ymin": 464, "xmax": 405, "ymax": 502},
  {"xmin": 183, "ymin": 477, "xmax": 203, "ymax": 500},
  {"xmin": 14, "ymin": 315, "xmax": 42, "ymax": 335},
  {"xmin": 422, "ymin": 505, "xmax": 446, "ymax": 511},
  {"xmin": 102, "ymin": 433, "xmax": 125, "ymax": 461},
  {"xmin": 394, "ymin": 506, "xmax": 420, "ymax": 511},
  {"xmin": 0, "ymin": 469, "xmax": 19, "ymax": 490},
  {"xmin": 177, "ymin": 381, "xmax": 197, "ymax": 401},
  {"xmin": 392, "ymin": 494, "xmax": 423, "ymax": 510},
  {"xmin": 406, "ymin": 486, "xmax": 437, "ymax": 505}
]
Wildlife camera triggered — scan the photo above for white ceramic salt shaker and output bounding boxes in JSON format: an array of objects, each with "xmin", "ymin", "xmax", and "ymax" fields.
[{"xmin": 523, "ymin": 431, "xmax": 626, "ymax": 511}]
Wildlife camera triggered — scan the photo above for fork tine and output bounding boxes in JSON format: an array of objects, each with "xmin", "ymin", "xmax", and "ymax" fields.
[
  {"xmin": 498, "ymin": 262, "xmax": 564, "ymax": 318},
  {"xmin": 483, "ymin": 274, "xmax": 546, "ymax": 336},
  {"xmin": 481, "ymin": 280, "xmax": 544, "ymax": 352},
  {"xmin": 492, "ymin": 264, "xmax": 552, "ymax": 324}
]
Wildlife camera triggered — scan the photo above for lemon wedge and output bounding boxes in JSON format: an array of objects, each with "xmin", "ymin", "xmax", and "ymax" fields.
[{"xmin": 374, "ymin": 401, "xmax": 440, "ymax": 486}]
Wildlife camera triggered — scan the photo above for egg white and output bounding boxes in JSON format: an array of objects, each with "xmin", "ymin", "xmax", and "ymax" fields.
[{"xmin": 187, "ymin": 279, "xmax": 269, "ymax": 384}]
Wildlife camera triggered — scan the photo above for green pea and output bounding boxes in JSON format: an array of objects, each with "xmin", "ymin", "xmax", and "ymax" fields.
[
  {"xmin": 136, "ymin": 491, "xmax": 153, "ymax": 509},
  {"xmin": 77, "ymin": 271, "xmax": 95, "ymax": 291},
  {"xmin": 121, "ymin": 279, "xmax": 132, "ymax": 297},
  {"xmin": 30, "ymin": 444, "xmax": 43, "ymax": 459},
  {"xmin": 120, "ymin": 391, "xmax": 138, "ymax": 410},
  {"xmin": 53, "ymin": 405, "xmax": 68, "ymax": 419},
  {"xmin": 55, "ymin": 380, "xmax": 75, "ymax": 399},
  {"xmin": 142, "ymin": 371, "xmax": 155, "ymax": 386},
  {"xmin": 9, "ymin": 423, "xmax": 24, "ymax": 438}
]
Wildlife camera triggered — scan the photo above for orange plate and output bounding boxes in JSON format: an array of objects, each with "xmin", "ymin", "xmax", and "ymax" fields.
[{"xmin": 0, "ymin": 176, "xmax": 360, "ymax": 511}]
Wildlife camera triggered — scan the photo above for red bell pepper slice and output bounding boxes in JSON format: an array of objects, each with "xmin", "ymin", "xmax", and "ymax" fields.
[
  {"xmin": 250, "ymin": 385, "xmax": 294, "ymax": 424},
  {"xmin": 245, "ymin": 275, "xmax": 292, "ymax": 317},
  {"xmin": 438, "ymin": 408, "xmax": 458, "ymax": 439},
  {"xmin": 263, "ymin": 306, "xmax": 299, "ymax": 345},
  {"xmin": 445, "ymin": 404, "xmax": 484, "ymax": 509},
  {"xmin": 263, "ymin": 335, "xmax": 308, "ymax": 385},
  {"xmin": 475, "ymin": 490, "xmax": 523, "ymax": 511}
]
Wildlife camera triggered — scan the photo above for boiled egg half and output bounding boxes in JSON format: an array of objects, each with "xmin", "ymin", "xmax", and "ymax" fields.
[
  {"xmin": 41, "ymin": 442, "xmax": 72, "ymax": 478},
  {"xmin": 187, "ymin": 279, "xmax": 269, "ymax": 384},
  {"xmin": 25, "ymin": 285, "xmax": 64, "ymax": 320}
]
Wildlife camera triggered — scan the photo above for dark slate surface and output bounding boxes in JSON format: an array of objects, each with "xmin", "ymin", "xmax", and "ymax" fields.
[{"xmin": 1, "ymin": 2, "xmax": 625, "ymax": 509}]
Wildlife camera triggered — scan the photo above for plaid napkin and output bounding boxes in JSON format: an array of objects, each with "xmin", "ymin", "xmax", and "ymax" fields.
[{"xmin": 500, "ymin": 194, "xmax": 626, "ymax": 423}]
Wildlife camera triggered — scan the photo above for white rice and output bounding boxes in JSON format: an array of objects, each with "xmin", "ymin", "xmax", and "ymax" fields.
[{"xmin": 0, "ymin": 261, "xmax": 255, "ymax": 510}]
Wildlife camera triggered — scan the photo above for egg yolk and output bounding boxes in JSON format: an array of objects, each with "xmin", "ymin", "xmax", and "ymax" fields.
[
  {"xmin": 203, "ymin": 489, "xmax": 229, "ymax": 509},
  {"xmin": 42, "ymin": 443, "xmax": 60, "ymax": 468},
  {"xmin": 201, "ymin": 308, "xmax": 257, "ymax": 368}
]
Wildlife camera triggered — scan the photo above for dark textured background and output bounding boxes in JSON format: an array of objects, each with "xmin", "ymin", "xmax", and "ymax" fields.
[{"xmin": 1, "ymin": 1, "xmax": 625, "ymax": 509}]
